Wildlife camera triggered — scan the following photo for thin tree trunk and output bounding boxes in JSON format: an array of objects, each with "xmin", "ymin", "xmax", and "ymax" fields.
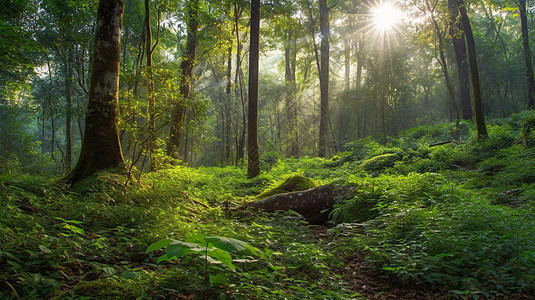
[
  {"xmin": 318, "ymin": 0, "xmax": 330, "ymax": 157},
  {"xmin": 247, "ymin": 0, "xmax": 260, "ymax": 178},
  {"xmin": 427, "ymin": 0, "xmax": 460, "ymax": 139},
  {"xmin": 457, "ymin": 0, "xmax": 488, "ymax": 138},
  {"xmin": 46, "ymin": 56, "xmax": 56, "ymax": 161},
  {"xmin": 65, "ymin": 59, "xmax": 73, "ymax": 172},
  {"xmin": 448, "ymin": 0, "xmax": 472, "ymax": 120},
  {"xmin": 519, "ymin": 0, "xmax": 535, "ymax": 108},
  {"xmin": 169, "ymin": 0, "xmax": 199, "ymax": 159},
  {"xmin": 145, "ymin": 0, "xmax": 156, "ymax": 170},
  {"xmin": 285, "ymin": 27, "xmax": 298, "ymax": 157},
  {"xmin": 224, "ymin": 45, "xmax": 232, "ymax": 165}
]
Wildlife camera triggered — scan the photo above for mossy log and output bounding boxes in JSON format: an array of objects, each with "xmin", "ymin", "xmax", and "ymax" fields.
[{"xmin": 246, "ymin": 184, "xmax": 355, "ymax": 224}]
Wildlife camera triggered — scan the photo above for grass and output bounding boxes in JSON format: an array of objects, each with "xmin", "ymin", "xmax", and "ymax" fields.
[{"xmin": 1, "ymin": 115, "xmax": 535, "ymax": 299}]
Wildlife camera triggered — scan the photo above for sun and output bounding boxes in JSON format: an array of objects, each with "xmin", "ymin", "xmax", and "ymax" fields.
[{"xmin": 372, "ymin": 2, "xmax": 402, "ymax": 32}]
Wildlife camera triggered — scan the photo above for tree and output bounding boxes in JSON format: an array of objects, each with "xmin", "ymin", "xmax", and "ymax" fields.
[
  {"xmin": 144, "ymin": 0, "xmax": 160, "ymax": 170},
  {"xmin": 318, "ymin": 0, "xmax": 332, "ymax": 157},
  {"xmin": 168, "ymin": 0, "xmax": 199, "ymax": 159},
  {"xmin": 519, "ymin": 0, "xmax": 535, "ymax": 108},
  {"xmin": 63, "ymin": 0, "xmax": 125, "ymax": 185},
  {"xmin": 448, "ymin": 0, "xmax": 472, "ymax": 120},
  {"xmin": 423, "ymin": 0, "xmax": 460, "ymax": 139},
  {"xmin": 456, "ymin": 0, "xmax": 487, "ymax": 138},
  {"xmin": 247, "ymin": 0, "xmax": 261, "ymax": 178}
]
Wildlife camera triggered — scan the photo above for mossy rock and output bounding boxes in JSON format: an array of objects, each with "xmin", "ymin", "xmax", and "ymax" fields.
[
  {"xmin": 359, "ymin": 153, "xmax": 400, "ymax": 172},
  {"xmin": 255, "ymin": 174, "xmax": 316, "ymax": 200}
]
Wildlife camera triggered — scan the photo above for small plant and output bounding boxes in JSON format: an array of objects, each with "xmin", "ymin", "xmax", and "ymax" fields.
[{"xmin": 146, "ymin": 235, "xmax": 259, "ymax": 284}]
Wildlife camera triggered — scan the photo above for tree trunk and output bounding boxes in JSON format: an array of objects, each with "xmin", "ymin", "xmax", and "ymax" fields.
[
  {"xmin": 519, "ymin": 0, "xmax": 535, "ymax": 108},
  {"xmin": 65, "ymin": 59, "xmax": 72, "ymax": 172},
  {"xmin": 63, "ymin": 0, "xmax": 125, "ymax": 185},
  {"xmin": 285, "ymin": 27, "xmax": 298, "ymax": 157},
  {"xmin": 246, "ymin": 184, "xmax": 356, "ymax": 224},
  {"xmin": 448, "ymin": 0, "xmax": 472, "ymax": 120},
  {"xmin": 427, "ymin": 0, "xmax": 460, "ymax": 139},
  {"xmin": 457, "ymin": 0, "xmax": 488, "ymax": 139},
  {"xmin": 233, "ymin": 3, "xmax": 247, "ymax": 166},
  {"xmin": 318, "ymin": 0, "xmax": 330, "ymax": 157},
  {"xmin": 224, "ymin": 45, "xmax": 232, "ymax": 165},
  {"xmin": 145, "ymin": 0, "xmax": 156, "ymax": 170},
  {"xmin": 168, "ymin": 0, "xmax": 199, "ymax": 159},
  {"xmin": 247, "ymin": 0, "xmax": 260, "ymax": 178}
]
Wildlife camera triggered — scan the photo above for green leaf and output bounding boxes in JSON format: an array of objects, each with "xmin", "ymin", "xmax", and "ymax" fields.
[
  {"xmin": 156, "ymin": 253, "xmax": 170, "ymax": 263},
  {"xmin": 208, "ymin": 249, "xmax": 235, "ymax": 270},
  {"xmin": 203, "ymin": 236, "xmax": 247, "ymax": 253},
  {"xmin": 39, "ymin": 245, "xmax": 51, "ymax": 254},
  {"xmin": 166, "ymin": 240, "xmax": 204, "ymax": 260},
  {"xmin": 209, "ymin": 272, "xmax": 229, "ymax": 286},
  {"xmin": 146, "ymin": 238, "xmax": 173, "ymax": 253}
]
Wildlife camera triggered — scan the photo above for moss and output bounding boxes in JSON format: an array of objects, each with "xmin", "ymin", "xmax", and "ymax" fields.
[
  {"xmin": 255, "ymin": 174, "xmax": 316, "ymax": 200},
  {"xmin": 51, "ymin": 278, "xmax": 144, "ymax": 299},
  {"xmin": 359, "ymin": 153, "xmax": 399, "ymax": 172}
]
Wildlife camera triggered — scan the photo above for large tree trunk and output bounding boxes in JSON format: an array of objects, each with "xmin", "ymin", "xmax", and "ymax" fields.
[
  {"xmin": 448, "ymin": 0, "xmax": 472, "ymax": 120},
  {"xmin": 247, "ymin": 0, "xmax": 260, "ymax": 178},
  {"xmin": 318, "ymin": 0, "xmax": 330, "ymax": 157},
  {"xmin": 168, "ymin": 0, "xmax": 199, "ymax": 159},
  {"xmin": 246, "ymin": 184, "xmax": 355, "ymax": 224},
  {"xmin": 457, "ymin": 0, "xmax": 488, "ymax": 139},
  {"xmin": 63, "ymin": 0, "xmax": 125, "ymax": 185},
  {"xmin": 519, "ymin": 0, "xmax": 535, "ymax": 108}
]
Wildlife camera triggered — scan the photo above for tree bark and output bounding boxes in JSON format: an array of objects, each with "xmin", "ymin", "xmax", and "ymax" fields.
[
  {"xmin": 65, "ymin": 59, "xmax": 72, "ymax": 172},
  {"xmin": 457, "ymin": 0, "xmax": 488, "ymax": 139},
  {"xmin": 63, "ymin": 0, "xmax": 125, "ymax": 185},
  {"xmin": 318, "ymin": 0, "xmax": 330, "ymax": 157},
  {"xmin": 285, "ymin": 27, "xmax": 298, "ymax": 157},
  {"xmin": 519, "ymin": 0, "xmax": 535, "ymax": 108},
  {"xmin": 247, "ymin": 0, "xmax": 260, "ymax": 178},
  {"xmin": 427, "ymin": 0, "xmax": 460, "ymax": 139},
  {"xmin": 168, "ymin": 0, "xmax": 199, "ymax": 159},
  {"xmin": 145, "ymin": 0, "xmax": 157, "ymax": 170},
  {"xmin": 224, "ymin": 45, "xmax": 233, "ymax": 165},
  {"xmin": 246, "ymin": 184, "xmax": 356, "ymax": 224},
  {"xmin": 448, "ymin": 0, "xmax": 472, "ymax": 120}
]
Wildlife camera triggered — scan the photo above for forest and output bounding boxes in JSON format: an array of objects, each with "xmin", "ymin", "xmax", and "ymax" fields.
[{"xmin": 1, "ymin": 0, "xmax": 535, "ymax": 298}]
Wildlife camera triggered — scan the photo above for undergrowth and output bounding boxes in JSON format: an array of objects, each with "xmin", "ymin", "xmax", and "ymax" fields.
[{"xmin": 1, "ymin": 114, "xmax": 535, "ymax": 299}]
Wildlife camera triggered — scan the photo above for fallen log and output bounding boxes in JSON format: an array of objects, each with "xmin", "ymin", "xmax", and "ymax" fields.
[{"xmin": 245, "ymin": 184, "xmax": 356, "ymax": 224}]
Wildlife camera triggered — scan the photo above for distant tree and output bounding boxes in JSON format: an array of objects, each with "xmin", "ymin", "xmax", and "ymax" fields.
[
  {"xmin": 63, "ymin": 0, "xmax": 125, "ymax": 185},
  {"xmin": 247, "ymin": 0, "xmax": 261, "ymax": 178},
  {"xmin": 519, "ymin": 0, "xmax": 535, "ymax": 108},
  {"xmin": 456, "ymin": 0, "xmax": 487, "ymax": 138}
]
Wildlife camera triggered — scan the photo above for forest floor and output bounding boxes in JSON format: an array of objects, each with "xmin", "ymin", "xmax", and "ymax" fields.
[{"xmin": 2, "ymin": 117, "xmax": 535, "ymax": 299}]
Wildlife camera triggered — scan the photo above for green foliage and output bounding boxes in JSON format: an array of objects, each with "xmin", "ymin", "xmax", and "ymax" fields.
[{"xmin": 2, "ymin": 117, "xmax": 535, "ymax": 298}]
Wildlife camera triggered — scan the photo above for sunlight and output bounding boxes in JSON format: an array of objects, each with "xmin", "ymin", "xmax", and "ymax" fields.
[{"xmin": 372, "ymin": 1, "xmax": 402, "ymax": 32}]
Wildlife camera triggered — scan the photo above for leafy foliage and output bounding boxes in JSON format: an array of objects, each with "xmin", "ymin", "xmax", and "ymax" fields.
[{"xmin": 2, "ymin": 117, "xmax": 535, "ymax": 298}]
